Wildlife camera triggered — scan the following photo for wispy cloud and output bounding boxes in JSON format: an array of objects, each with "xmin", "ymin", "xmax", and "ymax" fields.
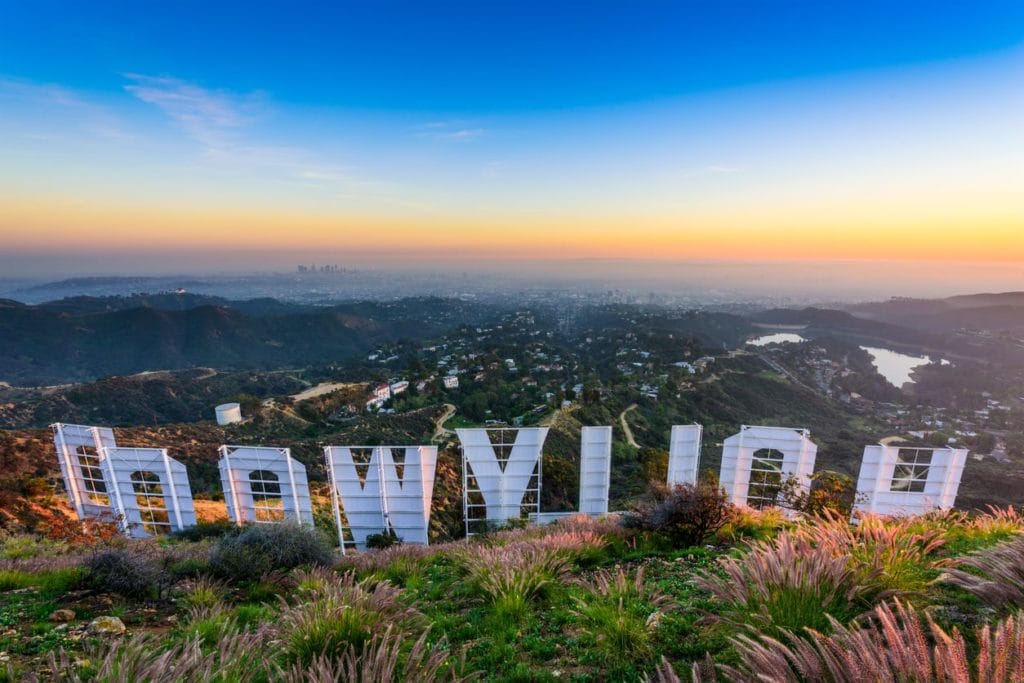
[
  {"xmin": 122, "ymin": 74, "xmax": 382, "ymax": 194},
  {"xmin": 123, "ymin": 73, "xmax": 256, "ymax": 151},
  {"xmin": 0, "ymin": 77, "xmax": 136, "ymax": 141},
  {"xmin": 414, "ymin": 120, "xmax": 487, "ymax": 141}
]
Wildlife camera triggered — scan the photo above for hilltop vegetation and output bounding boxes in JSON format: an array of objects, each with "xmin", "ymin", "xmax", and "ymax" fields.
[
  {"xmin": 2, "ymin": 501, "xmax": 1023, "ymax": 681},
  {"xmin": 0, "ymin": 297, "xmax": 501, "ymax": 385}
]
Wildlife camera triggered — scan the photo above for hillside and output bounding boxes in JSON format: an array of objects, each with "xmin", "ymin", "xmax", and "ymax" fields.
[
  {"xmin": 1, "ymin": 494, "xmax": 1023, "ymax": 680},
  {"xmin": 0, "ymin": 369, "xmax": 310, "ymax": 428},
  {"xmin": 0, "ymin": 297, "xmax": 495, "ymax": 385},
  {"xmin": 846, "ymin": 292, "xmax": 1024, "ymax": 333}
]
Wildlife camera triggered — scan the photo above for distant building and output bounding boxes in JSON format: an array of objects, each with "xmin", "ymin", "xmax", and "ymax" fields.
[
  {"xmin": 443, "ymin": 376, "xmax": 460, "ymax": 389},
  {"xmin": 366, "ymin": 383, "xmax": 392, "ymax": 410},
  {"xmin": 389, "ymin": 380, "xmax": 409, "ymax": 395}
]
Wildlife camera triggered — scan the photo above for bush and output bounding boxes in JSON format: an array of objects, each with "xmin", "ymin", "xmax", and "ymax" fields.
[
  {"xmin": 277, "ymin": 571, "xmax": 423, "ymax": 667},
  {"xmin": 716, "ymin": 507, "xmax": 790, "ymax": 545},
  {"xmin": 46, "ymin": 630, "xmax": 278, "ymax": 682},
  {"xmin": 781, "ymin": 470, "xmax": 859, "ymax": 518},
  {"xmin": 797, "ymin": 511, "xmax": 948, "ymax": 598},
  {"xmin": 694, "ymin": 533, "xmax": 871, "ymax": 639},
  {"xmin": 570, "ymin": 567, "xmax": 673, "ymax": 665},
  {"xmin": 625, "ymin": 481, "xmax": 734, "ymax": 548},
  {"xmin": 209, "ymin": 523, "xmax": 333, "ymax": 582},
  {"xmin": 171, "ymin": 520, "xmax": 237, "ymax": 542},
  {"xmin": 366, "ymin": 530, "xmax": 402, "ymax": 550},
  {"xmin": 457, "ymin": 543, "xmax": 570, "ymax": 620},
  {"xmin": 35, "ymin": 568, "xmax": 86, "ymax": 596},
  {"xmin": 0, "ymin": 535, "xmax": 69, "ymax": 561},
  {"xmin": 167, "ymin": 557, "xmax": 210, "ymax": 581},
  {"xmin": 180, "ymin": 576, "xmax": 226, "ymax": 610},
  {"xmin": 0, "ymin": 570, "xmax": 32, "ymax": 592},
  {"xmin": 85, "ymin": 549, "xmax": 170, "ymax": 599}
]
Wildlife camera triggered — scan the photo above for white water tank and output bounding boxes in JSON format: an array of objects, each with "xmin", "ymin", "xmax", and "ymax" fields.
[{"xmin": 215, "ymin": 402, "xmax": 243, "ymax": 425}]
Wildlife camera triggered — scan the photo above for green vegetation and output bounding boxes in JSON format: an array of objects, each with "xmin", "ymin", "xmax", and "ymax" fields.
[{"xmin": 1, "ymin": 507, "xmax": 1023, "ymax": 681}]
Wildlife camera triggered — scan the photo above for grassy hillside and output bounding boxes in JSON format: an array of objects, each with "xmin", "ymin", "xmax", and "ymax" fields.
[{"xmin": 1, "ymin": 504, "xmax": 1023, "ymax": 681}]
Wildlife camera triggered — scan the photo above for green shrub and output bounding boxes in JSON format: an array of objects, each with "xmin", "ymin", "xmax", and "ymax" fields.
[
  {"xmin": 167, "ymin": 557, "xmax": 210, "ymax": 581},
  {"xmin": 180, "ymin": 605, "xmax": 239, "ymax": 648},
  {"xmin": 277, "ymin": 571, "xmax": 424, "ymax": 666},
  {"xmin": 281, "ymin": 629, "xmax": 472, "ymax": 683},
  {"xmin": 457, "ymin": 543, "xmax": 570, "ymax": 620},
  {"xmin": 233, "ymin": 603, "xmax": 273, "ymax": 628},
  {"xmin": 695, "ymin": 600, "xmax": 1024, "ymax": 683},
  {"xmin": 180, "ymin": 576, "xmax": 226, "ymax": 610},
  {"xmin": 171, "ymin": 520, "xmax": 237, "ymax": 542},
  {"xmin": 35, "ymin": 568, "xmax": 85, "ymax": 596},
  {"xmin": 571, "ymin": 567, "xmax": 673, "ymax": 666},
  {"xmin": 941, "ymin": 535, "xmax": 1024, "ymax": 610},
  {"xmin": 0, "ymin": 535, "xmax": 67, "ymax": 561},
  {"xmin": 85, "ymin": 549, "xmax": 169, "ymax": 599},
  {"xmin": 695, "ymin": 533, "xmax": 870, "ymax": 639},
  {"xmin": 365, "ymin": 530, "xmax": 402, "ymax": 550},
  {"xmin": 0, "ymin": 569, "xmax": 32, "ymax": 592},
  {"xmin": 716, "ymin": 507, "xmax": 790, "ymax": 545},
  {"xmin": 209, "ymin": 523, "xmax": 333, "ymax": 582},
  {"xmin": 798, "ymin": 512, "xmax": 948, "ymax": 598}
]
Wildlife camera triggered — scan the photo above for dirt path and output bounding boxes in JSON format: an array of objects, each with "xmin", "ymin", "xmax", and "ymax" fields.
[
  {"xmin": 619, "ymin": 403, "xmax": 639, "ymax": 447},
  {"xmin": 289, "ymin": 381, "xmax": 361, "ymax": 402},
  {"xmin": 432, "ymin": 403, "xmax": 456, "ymax": 441}
]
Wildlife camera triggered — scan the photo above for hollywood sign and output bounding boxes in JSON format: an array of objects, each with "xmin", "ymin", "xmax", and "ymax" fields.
[{"xmin": 53, "ymin": 420, "xmax": 969, "ymax": 544}]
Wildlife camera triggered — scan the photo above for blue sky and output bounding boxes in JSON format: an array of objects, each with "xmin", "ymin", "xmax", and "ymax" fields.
[
  {"xmin": 4, "ymin": 1, "xmax": 1022, "ymax": 111},
  {"xmin": 0, "ymin": 2, "xmax": 1022, "ymax": 275}
]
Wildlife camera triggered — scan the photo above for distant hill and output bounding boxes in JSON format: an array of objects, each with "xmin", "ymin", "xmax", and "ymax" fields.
[
  {"xmin": 0, "ymin": 296, "xmax": 487, "ymax": 385},
  {"xmin": 36, "ymin": 294, "xmax": 312, "ymax": 317},
  {"xmin": 0, "ymin": 368, "xmax": 309, "ymax": 428},
  {"xmin": 14, "ymin": 276, "xmax": 212, "ymax": 295},
  {"xmin": 845, "ymin": 292, "xmax": 1024, "ymax": 333},
  {"xmin": 751, "ymin": 307, "xmax": 934, "ymax": 345}
]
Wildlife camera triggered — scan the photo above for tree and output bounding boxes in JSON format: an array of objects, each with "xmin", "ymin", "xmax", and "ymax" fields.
[
  {"xmin": 974, "ymin": 431, "xmax": 997, "ymax": 455},
  {"xmin": 463, "ymin": 392, "xmax": 488, "ymax": 422},
  {"xmin": 1006, "ymin": 432, "xmax": 1024, "ymax": 460},
  {"xmin": 640, "ymin": 448, "xmax": 668, "ymax": 483},
  {"xmin": 781, "ymin": 470, "xmax": 858, "ymax": 517}
]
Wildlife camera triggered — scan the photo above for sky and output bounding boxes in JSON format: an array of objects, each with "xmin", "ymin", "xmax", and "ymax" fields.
[{"xmin": 0, "ymin": 1, "xmax": 1022, "ymax": 282}]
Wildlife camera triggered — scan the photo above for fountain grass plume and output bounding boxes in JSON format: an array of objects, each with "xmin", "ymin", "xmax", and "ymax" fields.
[
  {"xmin": 694, "ymin": 532, "xmax": 874, "ymax": 638},
  {"xmin": 940, "ymin": 534, "xmax": 1024, "ymax": 609}
]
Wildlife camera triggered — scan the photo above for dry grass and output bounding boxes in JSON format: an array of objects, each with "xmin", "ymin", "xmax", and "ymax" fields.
[
  {"xmin": 572, "ymin": 566, "xmax": 675, "ymax": 662},
  {"xmin": 940, "ymin": 535, "xmax": 1024, "ymax": 609},
  {"xmin": 794, "ymin": 511, "xmax": 949, "ymax": 598},
  {"xmin": 281, "ymin": 627, "xmax": 477, "ymax": 683},
  {"xmin": 457, "ymin": 543, "xmax": 571, "ymax": 615},
  {"xmin": 276, "ymin": 570, "xmax": 425, "ymax": 667},
  {"xmin": 695, "ymin": 533, "xmax": 871, "ymax": 638},
  {"xmin": 44, "ymin": 630, "xmax": 277, "ymax": 683},
  {"xmin": 690, "ymin": 600, "xmax": 1024, "ymax": 683}
]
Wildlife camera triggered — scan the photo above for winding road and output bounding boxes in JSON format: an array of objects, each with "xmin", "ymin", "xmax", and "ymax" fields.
[
  {"xmin": 432, "ymin": 403, "xmax": 457, "ymax": 441},
  {"xmin": 619, "ymin": 403, "xmax": 639, "ymax": 447}
]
